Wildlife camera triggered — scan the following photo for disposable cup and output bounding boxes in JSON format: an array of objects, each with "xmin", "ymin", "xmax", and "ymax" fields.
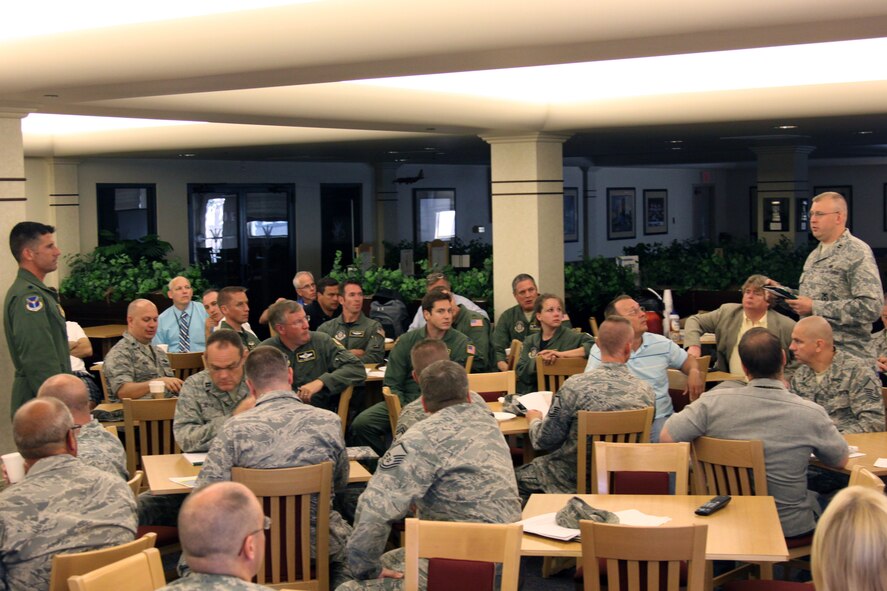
[{"xmin": 2, "ymin": 452, "xmax": 25, "ymax": 484}]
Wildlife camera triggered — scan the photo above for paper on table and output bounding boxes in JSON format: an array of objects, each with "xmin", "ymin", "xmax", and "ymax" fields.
[
  {"xmin": 183, "ymin": 452, "xmax": 207, "ymax": 466},
  {"xmin": 873, "ymin": 458, "xmax": 887, "ymax": 468},
  {"xmin": 520, "ymin": 509, "xmax": 671, "ymax": 541},
  {"xmin": 519, "ymin": 391, "xmax": 553, "ymax": 416},
  {"xmin": 366, "ymin": 366, "xmax": 386, "ymax": 378},
  {"xmin": 169, "ymin": 476, "xmax": 198, "ymax": 488}
]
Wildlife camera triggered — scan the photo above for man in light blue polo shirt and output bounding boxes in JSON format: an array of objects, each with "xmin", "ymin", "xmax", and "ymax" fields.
[
  {"xmin": 153, "ymin": 276, "xmax": 208, "ymax": 352},
  {"xmin": 585, "ymin": 295, "xmax": 703, "ymax": 442}
]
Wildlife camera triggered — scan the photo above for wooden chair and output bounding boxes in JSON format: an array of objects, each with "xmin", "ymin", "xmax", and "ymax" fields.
[
  {"xmin": 667, "ymin": 355, "xmax": 710, "ymax": 412},
  {"xmin": 103, "ymin": 425, "xmax": 118, "ymax": 437},
  {"xmin": 467, "ymin": 370, "xmax": 516, "ymax": 402},
  {"xmin": 588, "ymin": 316, "xmax": 600, "ymax": 338},
  {"xmin": 403, "ymin": 518, "xmax": 523, "ymax": 591},
  {"xmin": 464, "ymin": 354, "xmax": 474, "ymax": 374},
  {"xmin": 592, "ymin": 441, "xmax": 690, "ymax": 495},
  {"xmin": 66, "ymin": 547, "xmax": 165, "ymax": 591},
  {"xmin": 166, "ymin": 352, "xmax": 205, "ymax": 381},
  {"xmin": 535, "ymin": 357, "xmax": 587, "ymax": 393},
  {"xmin": 123, "ymin": 398, "xmax": 179, "ymax": 477},
  {"xmin": 579, "ymin": 522, "xmax": 707, "ymax": 591},
  {"xmin": 507, "ymin": 339, "xmax": 522, "ymax": 371},
  {"xmin": 383, "ymin": 386, "xmax": 402, "ymax": 436},
  {"xmin": 577, "ymin": 407, "xmax": 654, "ymax": 493},
  {"xmin": 127, "ymin": 470, "xmax": 144, "ymax": 498},
  {"xmin": 232, "ymin": 462, "xmax": 332, "ymax": 590},
  {"xmin": 50, "ymin": 534, "xmax": 157, "ymax": 591},
  {"xmin": 882, "ymin": 387, "xmax": 887, "ymax": 430},
  {"xmin": 849, "ymin": 464, "xmax": 885, "ymax": 492},
  {"xmin": 97, "ymin": 365, "xmax": 111, "ymax": 403},
  {"xmin": 336, "ymin": 385, "xmax": 354, "ymax": 436}
]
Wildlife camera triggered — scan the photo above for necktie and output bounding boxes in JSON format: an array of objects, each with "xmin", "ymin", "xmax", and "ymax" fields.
[{"xmin": 178, "ymin": 309, "xmax": 191, "ymax": 352}]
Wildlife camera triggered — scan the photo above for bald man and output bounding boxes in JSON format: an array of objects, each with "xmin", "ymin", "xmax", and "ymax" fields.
[
  {"xmin": 157, "ymin": 482, "xmax": 272, "ymax": 590},
  {"xmin": 103, "ymin": 298, "xmax": 182, "ymax": 401},
  {"xmin": 789, "ymin": 316, "xmax": 883, "ymax": 433},
  {"xmin": 0, "ymin": 398, "xmax": 137, "ymax": 591},
  {"xmin": 38, "ymin": 373, "xmax": 127, "ymax": 479}
]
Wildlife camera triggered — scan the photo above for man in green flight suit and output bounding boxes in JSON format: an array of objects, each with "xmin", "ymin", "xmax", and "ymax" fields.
[
  {"xmin": 317, "ymin": 279, "xmax": 386, "ymax": 365},
  {"xmin": 4, "ymin": 222, "xmax": 71, "ymax": 416},
  {"xmin": 451, "ymin": 301, "xmax": 491, "ymax": 373}
]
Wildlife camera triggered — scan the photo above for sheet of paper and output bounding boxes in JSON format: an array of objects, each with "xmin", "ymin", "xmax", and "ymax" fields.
[
  {"xmin": 366, "ymin": 366, "xmax": 386, "ymax": 378},
  {"xmin": 873, "ymin": 458, "xmax": 887, "ymax": 468},
  {"xmin": 169, "ymin": 476, "xmax": 198, "ymax": 488},
  {"xmin": 520, "ymin": 512, "xmax": 579, "ymax": 541},
  {"xmin": 519, "ymin": 391, "xmax": 553, "ymax": 416},
  {"xmin": 183, "ymin": 452, "xmax": 207, "ymax": 466}
]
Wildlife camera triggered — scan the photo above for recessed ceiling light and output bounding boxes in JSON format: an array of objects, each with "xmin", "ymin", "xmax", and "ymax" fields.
[
  {"xmin": 774, "ymin": 125, "xmax": 798, "ymax": 130},
  {"xmin": 667, "ymin": 140, "xmax": 683, "ymax": 144},
  {"xmin": 671, "ymin": 147, "xmax": 682, "ymax": 151},
  {"xmin": 856, "ymin": 130, "xmax": 874, "ymax": 135},
  {"xmin": 178, "ymin": 153, "xmax": 196, "ymax": 157}
]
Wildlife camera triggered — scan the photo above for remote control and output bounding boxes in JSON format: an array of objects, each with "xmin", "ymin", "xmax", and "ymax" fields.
[{"xmin": 695, "ymin": 495, "xmax": 731, "ymax": 516}]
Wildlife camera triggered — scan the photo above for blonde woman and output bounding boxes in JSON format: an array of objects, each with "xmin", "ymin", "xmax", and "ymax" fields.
[{"xmin": 812, "ymin": 485, "xmax": 887, "ymax": 591}]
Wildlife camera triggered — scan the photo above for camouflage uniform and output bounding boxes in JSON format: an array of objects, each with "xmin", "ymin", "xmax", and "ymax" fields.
[
  {"xmin": 790, "ymin": 349, "xmax": 883, "ymax": 433},
  {"xmin": 197, "ymin": 389, "xmax": 352, "ymax": 580},
  {"xmin": 798, "ymin": 229, "xmax": 884, "ymax": 360},
  {"xmin": 451, "ymin": 305, "xmax": 492, "ymax": 373},
  {"xmin": 0, "ymin": 455, "xmax": 137, "ymax": 591},
  {"xmin": 318, "ymin": 313, "xmax": 386, "ymax": 365},
  {"xmin": 173, "ymin": 370, "xmax": 249, "ymax": 452},
  {"xmin": 490, "ymin": 304, "xmax": 572, "ymax": 366},
  {"xmin": 866, "ymin": 329, "xmax": 887, "ymax": 361},
  {"xmin": 157, "ymin": 573, "xmax": 273, "ymax": 590},
  {"xmin": 341, "ymin": 402, "xmax": 521, "ymax": 590},
  {"xmin": 4, "ymin": 268, "xmax": 72, "ymax": 415},
  {"xmin": 515, "ymin": 325, "xmax": 593, "ymax": 393},
  {"xmin": 515, "ymin": 363, "xmax": 655, "ymax": 499},
  {"xmin": 220, "ymin": 320, "xmax": 261, "ymax": 351},
  {"xmin": 260, "ymin": 333, "xmax": 365, "ymax": 412},
  {"xmin": 102, "ymin": 332, "xmax": 174, "ymax": 401},
  {"xmin": 394, "ymin": 391, "xmax": 490, "ymax": 440},
  {"xmin": 77, "ymin": 418, "xmax": 128, "ymax": 480}
]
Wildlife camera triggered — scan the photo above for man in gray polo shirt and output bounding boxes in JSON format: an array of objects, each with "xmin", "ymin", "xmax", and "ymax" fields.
[{"xmin": 661, "ymin": 327, "xmax": 848, "ymax": 538}]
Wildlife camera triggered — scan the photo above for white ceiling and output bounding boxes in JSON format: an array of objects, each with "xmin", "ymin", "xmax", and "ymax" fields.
[{"xmin": 7, "ymin": 0, "xmax": 887, "ymax": 165}]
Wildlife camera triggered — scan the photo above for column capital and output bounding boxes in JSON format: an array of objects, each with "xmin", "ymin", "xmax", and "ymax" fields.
[
  {"xmin": 0, "ymin": 107, "xmax": 35, "ymax": 120},
  {"xmin": 480, "ymin": 132, "xmax": 572, "ymax": 145}
]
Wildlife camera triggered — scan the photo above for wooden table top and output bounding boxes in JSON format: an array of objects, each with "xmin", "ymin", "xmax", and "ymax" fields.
[
  {"xmin": 521, "ymin": 494, "xmax": 788, "ymax": 563},
  {"xmin": 816, "ymin": 432, "xmax": 887, "ymax": 477},
  {"xmin": 706, "ymin": 371, "xmax": 746, "ymax": 383},
  {"xmin": 487, "ymin": 401, "xmax": 530, "ymax": 436},
  {"xmin": 83, "ymin": 324, "xmax": 128, "ymax": 339},
  {"xmin": 142, "ymin": 454, "xmax": 371, "ymax": 494}
]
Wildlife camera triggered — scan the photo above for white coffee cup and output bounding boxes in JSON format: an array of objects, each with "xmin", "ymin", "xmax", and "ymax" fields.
[
  {"xmin": 148, "ymin": 380, "xmax": 166, "ymax": 399},
  {"xmin": 2, "ymin": 452, "xmax": 25, "ymax": 484},
  {"xmin": 155, "ymin": 344, "xmax": 169, "ymax": 353}
]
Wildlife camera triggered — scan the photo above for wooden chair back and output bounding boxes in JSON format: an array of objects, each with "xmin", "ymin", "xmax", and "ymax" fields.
[
  {"xmin": 231, "ymin": 462, "xmax": 332, "ymax": 590},
  {"xmin": 536, "ymin": 357, "xmax": 587, "ymax": 393},
  {"xmin": 588, "ymin": 316, "xmax": 600, "ymax": 338},
  {"xmin": 577, "ymin": 407, "xmax": 654, "ymax": 493},
  {"xmin": 691, "ymin": 436, "xmax": 767, "ymax": 496},
  {"xmin": 667, "ymin": 356, "xmax": 710, "ymax": 412},
  {"xmin": 97, "ymin": 365, "xmax": 111, "ymax": 403},
  {"xmin": 467, "ymin": 371, "xmax": 516, "ymax": 402},
  {"xmin": 65, "ymin": 547, "xmax": 164, "ymax": 591},
  {"xmin": 104, "ymin": 425, "xmax": 118, "ymax": 437},
  {"xmin": 123, "ymin": 398, "xmax": 179, "ymax": 477},
  {"xmin": 166, "ymin": 352, "xmax": 205, "ymax": 381},
  {"xmin": 127, "ymin": 470, "xmax": 144, "ymax": 498},
  {"xmin": 592, "ymin": 441, "xmax": 690, "ymax": 495},
  {"xmin": 336, "ymin": 385, "xmax": 354, "ymax": 436},
  {"xmin": 383, "ymin": 386, "xmax": 402, "ymax": 436},
  {"xmin": 579, "ymin": 522, "xmax": 707, "ymax": 591},
  {"xmin": 464, "ymin": 354, "xmax": 474, "ymax": 374},
  {"xmin": 508, "ymin": 339, "xmax": 522, "ymax": 371},
  {"xmin": 849, "ymin": 465, "xmax": 886, "ymax": 492},
  {"xmin": 403, "ymin": 518, "xmax": 523, "ymax": 591},
  {"xmin": 50, "ymin": 534, "xmax": 157, "ymax": 591}
]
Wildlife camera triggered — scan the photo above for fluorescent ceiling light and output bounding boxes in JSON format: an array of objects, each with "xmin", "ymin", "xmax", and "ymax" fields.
[
  {"xmin": 352, "ymin": 38, "xmax": 887, "ymax": 103},
  {"xmin": 22, "ymin": 114, "xmax": 206, "ymax": 135}
]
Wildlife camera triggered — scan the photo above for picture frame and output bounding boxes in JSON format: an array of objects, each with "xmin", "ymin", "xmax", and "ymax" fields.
[
  {"xmin": 883, "ymin": 183, "xmax": 887, "ymax": 232},
  {"xmin": 796, "ymin": 197, "xmax": 809, "ymax": 232},
  {"xmin": 563, "ymin": 187, "xmax": 578, "ymax": 242},
  {"xmin": 813, "ymin": 185, "xmax": 852, "ymax": 230},
  {"xmin": 607, "ymin": 187, "xmax": 636, "ymax": 240},
  {"xmin": 763, "ymin": 197, "xmax": 790, "ymax": 232},
  {"xmin": 643, "ymin": 189, "xmax": 668, "ymax": 235}
]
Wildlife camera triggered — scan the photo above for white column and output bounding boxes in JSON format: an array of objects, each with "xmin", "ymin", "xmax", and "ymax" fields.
[
  {"xmin": 47, "ymin": 158, "xmax": 81, "ymax": 285},
  {"xmin": 373, "ymin": 163, "xmax": 399, "ymax": 264}
]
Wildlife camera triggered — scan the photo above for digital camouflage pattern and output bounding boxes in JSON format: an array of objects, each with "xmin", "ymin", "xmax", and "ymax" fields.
[
  {"xmin": 102, "ymin": 332, "xmax": 174, "ymax": 401},
  {"xmin": 157, "ymin": 572, "xmax": 274, "ymax": 591},
  {"xmin": 515, "ymin": 325, "xmax": 593, "ymax": 394},
  {"xmin": 866, "ymin": 329, "xmax": 887, "ymax": 361},
  {"xmin": 490, "ymin": 304, "xmax": 572, "ymax": 365},
  {"xmin": 318, "ymin": 313, "xmax": 386, "ymax": 365},
  {"xmin": 450, "ymin": 305, "xmax": 492, "ymax": 373},
  {"xmin": 0, "ymin": 455, "xmax": 137, "ymax": 591},
  {"xmin": 790, "ymin": 349, "xmax": 883, "ymax": 433},
  {"xmin": 174, "ymin": 369, "xmax": 249, "ymax": 452},
  {"xmin": 394, "ymin": 391, "xmax": 490, "ymax": 440},
  {"xmin": 77, "ymin": 419, "xmax": 128, "ymax": 480},
  {"xmin": 515, "ymin": 363, "xmax": 655, "ymax": 498}
]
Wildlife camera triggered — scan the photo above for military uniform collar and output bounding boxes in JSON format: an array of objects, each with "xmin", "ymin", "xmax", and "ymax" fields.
[
  {"xmin": 24, "ymin": 454, "xmax": 77, "ymax": 478},
  {"xmin": 16, "ymin": 267, "xmax": 51, "ymax": 290},
  {"xmin": 256, "ymin": 389, "xmax": 300, "ymax": 406},
  {"xmin": 747, "ymin": 378, "xmax": 788, "ymax": 391}
]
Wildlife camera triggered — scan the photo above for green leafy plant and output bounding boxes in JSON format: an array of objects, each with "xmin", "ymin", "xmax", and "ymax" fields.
[{"xmin": 564, "ymin": 257, "xmax": 637, "ymax": 317}]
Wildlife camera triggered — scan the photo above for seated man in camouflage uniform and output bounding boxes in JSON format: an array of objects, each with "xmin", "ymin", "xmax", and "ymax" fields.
[
  {"xmin": 789, "ymin": 316, "xmax": 883, "ymax": 433},
  {"xmin": 261, "ymin": 300, "xmax": 365, "ymax": 413},
  {"xmin": 174, "ymin": 329, "xmax": 252, "ymax": 452},
  {"xmin": 340, "ymin": 360, "xmax": 521, "ymax": 591},
  {"xmin": 318, "ymin": 279, "xmax": 386, "ymax": 365},
  {"xmin": 156, "ymin": 482, "xmax": 274, "ymax": 591},
  {"xmin": 38, "ymin": 373, "xmax": 128, "ymax": 480},
  {"xmin": 196, "ymin": 346, "xmax": 353, "ymax": 588},
  {"xmin": 103, "ymin": 298, "xmax": 183, "ymax": 401},
  {"xmin": 0, "ymin": 398, "xmax": 137, "ymax": 591},
  {"xmin": 515, "ymin": 316, "xmax": 655, "ymax": 503}
]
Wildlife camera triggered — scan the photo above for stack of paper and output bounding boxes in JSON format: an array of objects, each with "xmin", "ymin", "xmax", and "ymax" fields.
[
  {"xmin": 521, "ymin": 510, "xmax": 672, "ymax": 541},
  {"xmin": 183, "ymin": 452, "xmax": 207, "ymax": 466}
]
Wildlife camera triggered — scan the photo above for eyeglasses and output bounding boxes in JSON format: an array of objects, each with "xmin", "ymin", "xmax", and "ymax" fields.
[
  {"xmin": 245, "ymin": 516, "xmax": 272, "ymax": 538},
  {"xmin": 70, "ymin": 424, "xmax": 82, "ymax": 436},
  {"xmin": 208, "ymin": 359, "xmax": 243, "ymax": 374},
  {"xmin": 808, "ymin": 210, "xmax": 840, "ymax": 218}
]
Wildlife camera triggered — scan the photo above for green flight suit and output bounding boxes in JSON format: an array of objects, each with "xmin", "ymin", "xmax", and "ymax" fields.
[
  {"xmin": 317, "ymin": 313, "xmax": 386, "ymax": 365},
  {"xmin": 4, "ymin": 269, "xmax": 71, "ymax": 415},
  {"xmin": 515, "ymin": 325, "xmax": 593, "ymax": 393},
  {"xmin": 491, "ymin": 304, "xmax": 572, "ymax": 365},
  {"xmin": 451, "ymin": 304, "xmax": 491, "ymax": 373}
]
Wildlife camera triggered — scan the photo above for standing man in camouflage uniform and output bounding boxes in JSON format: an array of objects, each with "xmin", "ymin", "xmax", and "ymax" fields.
[
  {"xmin": 349, "ymin": 289, "xmax": 474, "ymax": 455},
  {"xmin": 103, "ymin": 299, "xmax": 182, "ymax": 401},
  {"xmin": 451, "ymin": 300, "xmax": 492, "ymax": 373},
  {"xmin": 0, "ymin": 398, "xmax": 137, "ymax": 591},
  {"xmin": 340, "ymin": 360, "xmax": 521, "ymax": 590},
  {"xmin": 174, "ymin": 330, "xmax": 252, "ymax": 452},
  {"xmin": 156, "ymin": 482, "xmax": 274, "ymax": 591},
  {"xmin": 515, "ymin": 317, "xmax": 655, "ymax": 502},
  {"xmin": 4, "ymin": 221, "xmax": 71, "ymax": 416},
  {"xmin": 261, "ymin": 300, "xmax": 365, "ymax": 412},
  {"xmin": 318, "ymin": 279, "xmax": 386, "ymax": 365},
  {"xmin": 219, "ymin": 286, "xmax": 261, "ymax": 351},
  {"xmin": 38, "ymin": 373, "xmax": 128, "ymax": 480},
  {"xmin": 789, "ymin": 316, "xmax": 883, "ymax": 433},
  {"xmin": 774, "ymin": 192, "xmax": 883, "ymax": 360},
  {"xmin": 197, "ymin": 346, "xmax": 353, "ymax": 588}
]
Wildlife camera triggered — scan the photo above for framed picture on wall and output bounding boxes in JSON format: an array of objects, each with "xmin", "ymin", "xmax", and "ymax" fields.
[
  {"xmin": 607, "ymin": 187, "xmax": 636, "ymax": 240},
  {"xmin": 563, "ymin": 187, "xmax": 578, "ymax": 242},
  {"xmin": 883, "ymin": 183, "xmax": 887, "ymax": 231},
  {"xmin": 763, "ymin": 197, "xmax": 790, "ymax": 232},
  {"xmin": 813, "ymin": 185, "xmax": 852, "ymax": 230},
  {"xmin": 643, "ymin": 189, "xmax": 668, "ymax": 235},
  {"xmin": 796, "ymin": 197, "xmax": 809, "ymax": 232}
]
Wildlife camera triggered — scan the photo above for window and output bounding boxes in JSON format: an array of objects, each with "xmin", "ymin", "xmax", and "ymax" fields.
[
  {"xmin": 414, "ymin": 189, "xmax": 456, "ymax": 243},
  {"xmin": 96, "ymin": 184, "xmax": 157, "ymax": 244}
]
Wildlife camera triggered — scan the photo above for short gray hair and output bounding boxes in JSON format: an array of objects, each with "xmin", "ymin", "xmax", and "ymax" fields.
[
  {"xmin": 267, "ymin": 299, "xmax": 302, "ymax": 329},
  {"xmin": 419, "ymin": 360, "xmax": 468, "ymax": 412},
  {"xmin": 13, "ymin": 398, "xmax": 74, "ymax": 460}
]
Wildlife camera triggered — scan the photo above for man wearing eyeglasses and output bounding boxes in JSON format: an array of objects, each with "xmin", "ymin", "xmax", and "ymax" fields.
[
  {"xmin": 174, "ymin": 329, "xmax": 253, "ymax": 453},
  {"xmin": 771, "ymin": 192, "xmax": 883, "ymax": 360}
]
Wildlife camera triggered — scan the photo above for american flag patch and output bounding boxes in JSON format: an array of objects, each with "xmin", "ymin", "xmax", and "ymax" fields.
[
  {"xmin": 470, "ymin": 319, "xmax": 483, "ymax": 327},
  {"xmin": 467, "ymin": 344, "xmax": 476, "ymax": 355}
]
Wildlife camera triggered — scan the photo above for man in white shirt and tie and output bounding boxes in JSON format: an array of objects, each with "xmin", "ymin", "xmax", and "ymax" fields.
[{"xmin": 153, "ymin": 276, "xmax": 208, "ymax": 352}]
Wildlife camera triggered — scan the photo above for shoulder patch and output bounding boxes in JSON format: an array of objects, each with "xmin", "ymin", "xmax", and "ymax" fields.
[
  {"xmin": 25, "ymin": 295, "xmax": 43, "ymax": 312},
  {"xmin": 335, "ymin": 330, "xmax": 347, "ymax": 341},
  {"xmin": 379, "ymin": 442, "xmax": 408, "ymax": 471},
  {"xmin": 470, "ymin": 318, "xmax": 483, "ymax": 327},
  {"xmin": 514, "ymin": 320, "xmax": 525, "ymax": 333},
  {"xmin": 297, "ymin": 349, "xmax": 317, "ymax": 362}
]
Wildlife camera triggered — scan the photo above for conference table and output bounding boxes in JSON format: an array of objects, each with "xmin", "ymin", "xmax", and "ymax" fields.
[
  {"xmin": 814, "ymin": 431, "xmax": 887, "ymax": 477},
  {"xmin": 142, "ymin": 454, "xmax": 372, "ymax": 494},
  {"xmin": 487, "ymin": 401, "xmax": 534, "ymax": 462}
]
